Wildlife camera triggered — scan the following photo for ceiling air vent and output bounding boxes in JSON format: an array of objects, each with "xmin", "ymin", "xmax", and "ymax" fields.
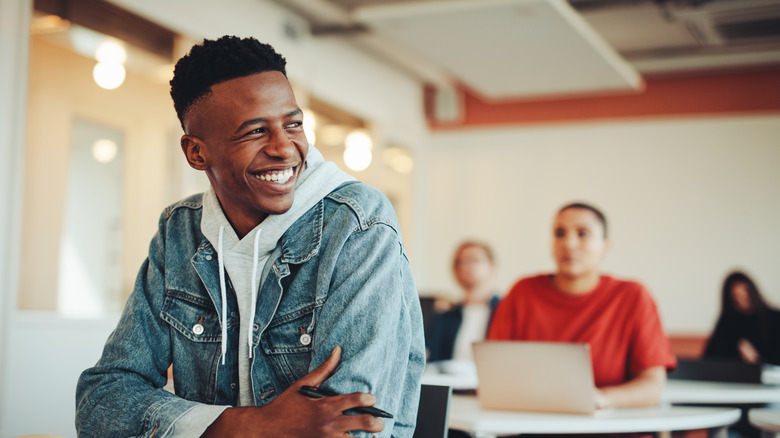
[
  {"xmin": 668, "ymin": 0, "xmax": 780, "ymax": 46},
  {"xmin": 715, "ymin": 16, "xmax": 780, "ymax": 43}
]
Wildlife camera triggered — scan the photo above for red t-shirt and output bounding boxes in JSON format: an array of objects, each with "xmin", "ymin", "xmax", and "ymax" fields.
[{"xmin": 488, "ymin": 274, "xmax": 677, "ymax": 387}]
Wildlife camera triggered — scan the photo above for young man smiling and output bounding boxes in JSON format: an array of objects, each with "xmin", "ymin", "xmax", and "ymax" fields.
[{"xmin": 76, "ymin": 36, "xmax": 425, "ymax": 438}]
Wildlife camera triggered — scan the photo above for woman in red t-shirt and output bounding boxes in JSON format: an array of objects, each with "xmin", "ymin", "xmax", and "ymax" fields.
[{"xmin": 488, "ymin": 202, "xmax": 676, "ymax": 409}]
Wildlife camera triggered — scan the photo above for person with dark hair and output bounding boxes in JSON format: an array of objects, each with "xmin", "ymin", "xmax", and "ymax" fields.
[
  {"xmin": 76, "ymin": 36, "xmax": 425, "ymax": 438},
  {"xmin": 704, "ymin": 271, "xmax": 780, "ymax": 365},
  {"xmin": 488, "ymin": 202, "xmax": 677, "ymax": 409},
  {"xmin": 427, "ymin": 241, "xmax": 500, "ymax": 363}
]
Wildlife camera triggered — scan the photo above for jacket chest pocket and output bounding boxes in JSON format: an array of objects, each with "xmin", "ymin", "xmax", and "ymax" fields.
[
  {"xmin": 160, "ymin": 290, "xmax": 233, "ymax": 404},
  {"xmin": 161, "ymin": 290, "xmax": 228, "ymax": 342},
  {"xmin": 260, "ymin": 302, "xmax": 321, "ymax": 354}
]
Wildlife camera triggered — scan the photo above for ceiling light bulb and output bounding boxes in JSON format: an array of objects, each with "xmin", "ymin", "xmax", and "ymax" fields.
[
  {"xmin": 93, "ymin": 62, "xmax": 126, "ymax": 90},
  {"xmin": 92, "ymin": 138, "xmax": 118, "ymax": 163},
  {"xmin": 303, "ymin": 110, "xmax": 317, "ymax": 145},
  {"xmin": 95, "ymin": 40, "xmax": 126, "ymax": 64},
  {"xmin": 344, "ymin": 143, "xmax": 372, "ymax": 172},
  {"xmin": 345, "ymin": 130, "xmax": 372, "ymax": 151}
]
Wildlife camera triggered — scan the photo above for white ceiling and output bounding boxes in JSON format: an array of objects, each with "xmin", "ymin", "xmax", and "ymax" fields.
[
  {"xmin": 354, "ymin": 0, "xmax": 642, "ymax": 99},
  {"xmin": 270, "ymin": 0, "xmax": 780, "ymax": 100}
]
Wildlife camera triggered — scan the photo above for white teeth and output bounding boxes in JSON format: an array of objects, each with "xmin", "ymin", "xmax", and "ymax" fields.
[{"xmin": 257, "ymin": 168, "xmax": 293, "ymax": 184}]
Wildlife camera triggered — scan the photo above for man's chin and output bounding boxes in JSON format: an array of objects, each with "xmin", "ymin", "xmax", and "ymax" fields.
[{"xmin": 258, "ymin": 201, "xmax": 295, "ymax": 217}]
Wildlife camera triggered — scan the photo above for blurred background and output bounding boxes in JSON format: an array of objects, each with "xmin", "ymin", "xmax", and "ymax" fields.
[{"xmin": 1, "ymin": 0, "xmax": 779, "ymax": 435}]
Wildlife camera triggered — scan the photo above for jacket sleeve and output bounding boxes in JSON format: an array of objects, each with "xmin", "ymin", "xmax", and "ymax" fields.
[
  {"xmin": 75, "ymin": 213, "xmax": 214, "ymax": 437},
  {"xmin": 309, "ymin": 217, "xmax": 426, "ymax": 438}
]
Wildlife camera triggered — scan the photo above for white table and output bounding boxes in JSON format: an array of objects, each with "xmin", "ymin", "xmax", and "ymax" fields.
[
  {"xmin": 749, "ymin": 408, "xmax": 780, "ymax": 437},
  {"xmin": 421, "ymin": 364, "xmax": 780, "ymax": 403},
  {"xmin": 449, "ymin": 395, "xmax": 740, "ymax": 438},
  {"xmin": 664, "ymin": 380, "xmax": 780, "ymax": 405},
  {"xmin": 662, "ymin": 380, "xmax": 780, "ymax": 438}
]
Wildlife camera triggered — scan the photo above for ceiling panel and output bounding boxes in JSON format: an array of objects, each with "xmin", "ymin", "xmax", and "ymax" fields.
[{"xmin": 354, "ymin": 0, "xmax": 642, "ymax": 99}]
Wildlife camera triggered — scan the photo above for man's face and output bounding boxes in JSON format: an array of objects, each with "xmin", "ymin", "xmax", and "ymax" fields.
[
  {"xmin": 552, "ymin": 208, "xmax": 609, "ymax": 280},
  {"xmin": 183, "ymin": 71, "xmax": 308, "ymax": 234}
]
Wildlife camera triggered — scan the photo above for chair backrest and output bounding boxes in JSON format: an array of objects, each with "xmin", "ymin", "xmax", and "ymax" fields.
[
  {"xmin": 419, "ymin": 296, "xmax": 437, "ymax": 341},
  {"xmin": 413, "ymin": 384, "xmax": 452, "ymax": 438},
  {"xmin": 669, "ymin": 358, "xmax": 763, "ymax": 383}
]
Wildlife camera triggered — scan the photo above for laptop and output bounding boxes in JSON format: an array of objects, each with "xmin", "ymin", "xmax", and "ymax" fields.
[
  {"xmin": 670, "ymin": 358, "xmax": 763, "ymax": 384},
  {"xmin": 472, "ymin": 340, "xmax": 596, "ymax": 414}
]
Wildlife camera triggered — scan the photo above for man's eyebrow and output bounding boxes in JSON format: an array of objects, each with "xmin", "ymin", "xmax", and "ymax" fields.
[
  {"xmin": 234, "ymin": 117, "xmax": 266, "ymax": 135},
  {"xmin": 233, "ymin": 109, "xmax": 303, "ymax": 135}
]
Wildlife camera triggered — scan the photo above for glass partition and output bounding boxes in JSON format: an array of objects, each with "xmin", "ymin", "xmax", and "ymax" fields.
[{"xmin": 57, "ymin": 118, "xmax": 123, "ymax": 317}]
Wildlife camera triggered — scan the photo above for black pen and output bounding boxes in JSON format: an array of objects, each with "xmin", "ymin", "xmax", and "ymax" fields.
[{"xmin": 298, "ymin": 385, "xmax": 394, "ymax": 418}]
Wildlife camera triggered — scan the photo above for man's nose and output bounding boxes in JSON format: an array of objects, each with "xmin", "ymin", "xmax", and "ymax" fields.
[
  {"xmin": 563, "ymin": 232, "xmax": 578, "ymax": 248},
  {"xmin": 264, "ymin": 129, "xmax": 296, "ymax": 159}
]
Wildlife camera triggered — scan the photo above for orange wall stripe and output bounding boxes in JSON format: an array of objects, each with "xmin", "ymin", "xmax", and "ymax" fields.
[{"xmin": 426, "ymin": 68, "xmax": 780, "ymax": 129}]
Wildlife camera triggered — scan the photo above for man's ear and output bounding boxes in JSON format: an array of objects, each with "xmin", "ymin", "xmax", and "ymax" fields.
[
  {"xmin": 601, "ymin": 239, "xmax": 612, "ymax": 260},
  {"xmin": 181, "ymin": 135, "xmax": 208, "ymax": 170}
]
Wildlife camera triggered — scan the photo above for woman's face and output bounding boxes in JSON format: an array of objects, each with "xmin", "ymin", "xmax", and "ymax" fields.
[
  {"xmin": 453, "ymin": 245, "xmax": 494, "ymax": 292},
  {"xmin": 730, "ymin": 282, "xmax": 753, "ymax": 314},
  {"xmin": 552, "ymin": 208, "xmax": 609, "ymax": 280}
]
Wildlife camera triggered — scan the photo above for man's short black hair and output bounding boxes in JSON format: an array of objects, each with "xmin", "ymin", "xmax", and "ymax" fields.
[
  {"xmin": 169, "ymin": 35, "xmax": 287, "ymax": 129},
  {"xmin": 558, "ymin": 202, "xmax": 608, "ymax": 238}
]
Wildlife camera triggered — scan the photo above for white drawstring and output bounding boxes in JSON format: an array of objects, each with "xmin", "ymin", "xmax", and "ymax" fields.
[
  {"xmin": 218, "ymin": 226, "xmax": 227, "ymax": 365},
  {"xmin": 216, "ymin": 225, "xmax": 263, "ymax": 365},
  {"xmin": 248, "ymin": 228, "xmax": 262, "ymax": 359}
]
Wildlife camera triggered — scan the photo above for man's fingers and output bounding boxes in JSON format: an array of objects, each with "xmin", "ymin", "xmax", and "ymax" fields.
[
  {"xmin": 299, "ymin": 345, "xmax": 342, "ymax": 386},
  {"xmin": 326, "ymin": 392, "xmax": 377, "ymax": 412},
  {"xmin": 330, "ymin": 412, "xmax": 384, "ymax": 435}
]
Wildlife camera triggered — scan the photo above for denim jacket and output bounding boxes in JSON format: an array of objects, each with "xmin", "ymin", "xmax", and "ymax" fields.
[{"xmin": 75, "ymin": 181, "xmax": 426, "ymax": 437}]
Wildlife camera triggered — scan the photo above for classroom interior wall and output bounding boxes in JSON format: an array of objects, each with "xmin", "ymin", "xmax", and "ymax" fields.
[{"xmin": 417, "ymin": 114, "xmax": 780, "ymax": 335}]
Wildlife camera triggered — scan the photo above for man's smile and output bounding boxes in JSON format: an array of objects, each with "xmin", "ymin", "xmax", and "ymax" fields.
[{"xmin": 251, "ymin": 166, "xmax": 296, "ymax": 184}]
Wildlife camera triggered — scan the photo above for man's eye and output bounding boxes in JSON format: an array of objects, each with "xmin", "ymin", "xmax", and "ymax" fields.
[
  {"xmin": 248, "ymin": 127, "xmax": 266, "ymax": 135},
  {"xmin": 286, "ymin": 121, "xmax": 303, "ymax": 129}
]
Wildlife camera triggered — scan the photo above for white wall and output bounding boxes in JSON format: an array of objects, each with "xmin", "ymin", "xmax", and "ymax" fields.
[
  {"xmin": 2, "ymin": 314, "xmax": 119, "ymax": 438},
  {"xmin": 417, "ymin": 115, "xmax": 780, "ymax": 334},
  {"xmin": 0, "ymin": 0, "xmax": 31, "ymax": 432}
]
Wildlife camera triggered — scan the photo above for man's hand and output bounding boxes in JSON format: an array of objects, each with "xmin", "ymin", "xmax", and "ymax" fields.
[
  {"xmin": 593, "ymin": 366, "xmax": 666, "ymax": 409},
  {"xmin": 202, "ymin": 346, "xmax": 384, "ymax": 438}
]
